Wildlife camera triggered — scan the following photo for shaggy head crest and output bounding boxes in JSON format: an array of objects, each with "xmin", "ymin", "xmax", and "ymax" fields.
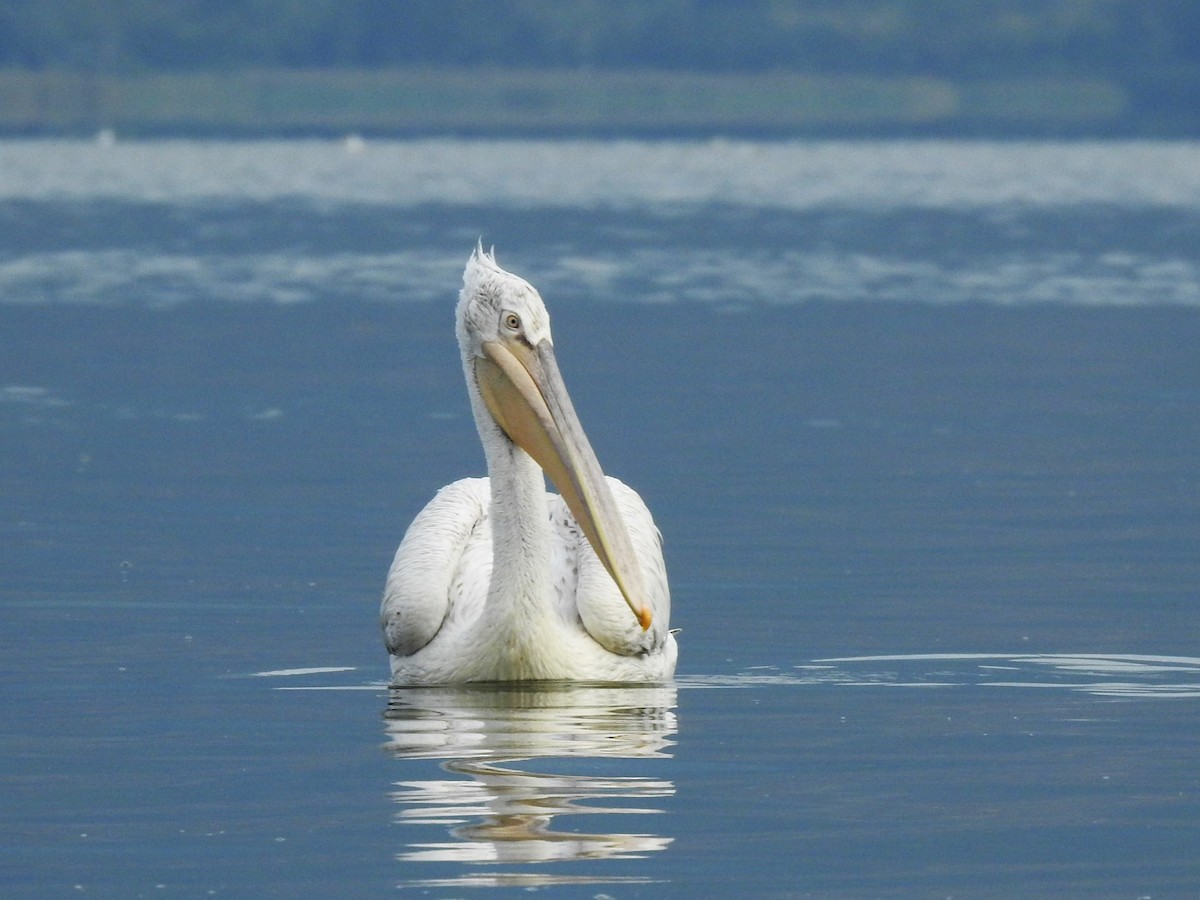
[{"xmin": 456, "ymin": 243, "xmax": 551, "ymax": 357}]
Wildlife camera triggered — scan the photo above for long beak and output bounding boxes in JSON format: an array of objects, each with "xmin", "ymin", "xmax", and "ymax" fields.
[{"xmin": 475, "ymin": 338, "xmax": 652, "ymax": 631}]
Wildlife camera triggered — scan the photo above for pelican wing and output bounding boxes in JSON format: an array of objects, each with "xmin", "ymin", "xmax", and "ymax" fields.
[
  {"xmin": 381, "ymin": 478, "xmax": 491, "ymax": 657},
  {"xmin": 550, "ymin": 476, "xmax": 671, "ymax": 657}
]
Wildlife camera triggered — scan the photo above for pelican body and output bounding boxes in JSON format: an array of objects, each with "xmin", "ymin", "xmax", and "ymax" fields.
[{"xmin": 381, "ymin": 247, "xmax": 676, "ymax": 684}]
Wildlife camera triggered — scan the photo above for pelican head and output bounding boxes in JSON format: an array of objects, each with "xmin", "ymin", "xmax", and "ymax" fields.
[{"xmin": 456, "ymin": 245, "xmax": 652, "ymax": 631}]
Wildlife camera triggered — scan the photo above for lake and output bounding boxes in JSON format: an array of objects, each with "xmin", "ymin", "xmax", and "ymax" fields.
[{"xmin": 2, "ymin": 138, "xmax": 1199, "ymax": 897}]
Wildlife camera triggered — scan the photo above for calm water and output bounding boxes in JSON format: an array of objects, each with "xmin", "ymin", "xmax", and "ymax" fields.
[{"xmin": 2, "ymin": 139, "xmax": 1199, "ymax": 897}]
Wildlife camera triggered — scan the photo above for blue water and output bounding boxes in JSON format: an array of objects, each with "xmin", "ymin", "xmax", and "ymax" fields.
[{"xmin": 2, "ymin": 138, "xmax": 1199, "ymax": 897}]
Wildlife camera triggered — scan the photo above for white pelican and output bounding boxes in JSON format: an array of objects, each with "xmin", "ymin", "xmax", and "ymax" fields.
[{"xmin": 381, "ymin": 246, "xmax": 676, "ymax": 684}]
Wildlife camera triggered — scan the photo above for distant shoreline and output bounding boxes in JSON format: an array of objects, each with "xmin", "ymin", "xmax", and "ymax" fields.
[{"xmin": 1, "ymin": 66, "xmax": 1183, "ymax": 139}]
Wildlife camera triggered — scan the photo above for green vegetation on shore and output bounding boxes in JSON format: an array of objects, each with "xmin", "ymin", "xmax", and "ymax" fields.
[
  {"xmin": 0, "ymin": 67, "xmax": 1135, "ymax": 137},
  {"xmin": 1, "ymin": 1, "xmax": 1196, "ymax": 136}
]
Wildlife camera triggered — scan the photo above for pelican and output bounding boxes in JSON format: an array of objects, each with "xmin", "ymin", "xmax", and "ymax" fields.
[{"xmin": 381, "ymin": 246, "xmax": 676, "ymax": 684}]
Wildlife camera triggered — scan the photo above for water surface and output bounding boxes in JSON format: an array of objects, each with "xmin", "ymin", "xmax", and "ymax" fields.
[{"xmin": 2, "ymin": 138, "xmax": 1198, "ymax": 897}]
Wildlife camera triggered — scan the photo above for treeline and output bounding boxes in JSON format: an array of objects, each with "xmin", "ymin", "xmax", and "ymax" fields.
[{"xmin": 2, "ymin": 0, "xmax": 1198, "ymax": 80}]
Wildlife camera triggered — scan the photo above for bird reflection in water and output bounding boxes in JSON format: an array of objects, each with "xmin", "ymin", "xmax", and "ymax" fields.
[{"xmin": 382, "ymin": 682, "xmax": 676, "ymax": 888}]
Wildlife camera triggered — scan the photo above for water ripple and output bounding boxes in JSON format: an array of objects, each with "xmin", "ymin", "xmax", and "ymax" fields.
[
  {"xmin": 3, "ymin": 244, "xmax": 1195, "ymax": 308},
  {"xmin": 3, "ymin": 139, "xmax": 1200, "ymax": 208},
  {"xmin": 684, "ymin": 653, "xmax": 1200, "ymax": 698},
  {"xmin": 256, "ymin": 653, "xmax": 1200, "ymax": 699}
]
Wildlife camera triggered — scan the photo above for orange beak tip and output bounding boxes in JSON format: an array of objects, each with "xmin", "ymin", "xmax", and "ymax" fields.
[{"xmin": 638, "ymin": 607, "xmax": 653, "ymax": 631}]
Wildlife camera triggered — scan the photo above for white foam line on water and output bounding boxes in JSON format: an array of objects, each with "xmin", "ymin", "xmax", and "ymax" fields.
[
  {"xmin": 676, "ymin": 673, "xmax": 815, "ymax": 688},
  {"xmin": 4, "ymin": 139, "xmax": 1200, "ymax": 208},
  {"xmin": 252, "ymin": 666, "xmax": 359, "ymax": 677},
  {"xmin": 274, "ymin": 684, "xmax": 389, "ymax": 691},
  {"xmin": 987, "ymin": 681, "xmax": 1200, "ymax": 698},
  {"xmin": 243, "ymin": 655, "xmax": 1200, "ymax": 696},
  {"xmin": 5, "ymin": 244, "xmax": 1198, "ymax": 309},
  {"xmin": 815, "ymin": 652, "xmax": 1200, "ymax": 667},
  {"xmin": 675, "ymin": 653, "xmax": 1200, "ymax": 696},
  {"xmin": 1015, "ymin": 654, "xmax": 1200, "ymax": 672},
  {"xmin": 815, "ymin": 652, "xmax": 1023, "ymax": 663}
]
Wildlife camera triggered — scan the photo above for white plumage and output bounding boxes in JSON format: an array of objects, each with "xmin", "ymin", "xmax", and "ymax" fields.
[{"xmin": 381, "ymin": 246, "xmax": 676, "ymax": 684}]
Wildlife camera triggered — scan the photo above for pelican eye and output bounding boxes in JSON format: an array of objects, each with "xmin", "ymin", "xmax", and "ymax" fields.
[{"xmin": 502, "ymin": 312, "xmax": 521, "ymax": 332}]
